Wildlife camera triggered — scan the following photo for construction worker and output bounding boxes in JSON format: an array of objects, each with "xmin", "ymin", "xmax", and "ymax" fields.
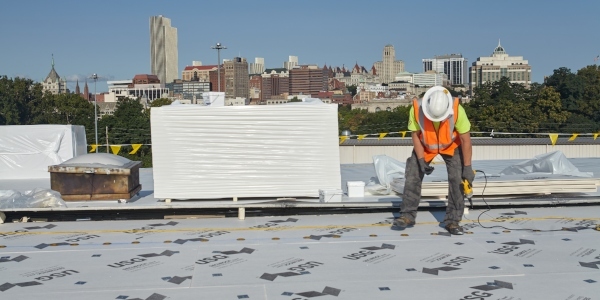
[{"xmin": 393, "ymin": 86, "xmax": 474, "ymax": 235}]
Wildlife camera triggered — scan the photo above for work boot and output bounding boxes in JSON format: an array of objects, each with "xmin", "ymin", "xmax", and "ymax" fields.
[
  {"xmin": 445, "ymin": 223, "xmax": 464, "ymax": 235},
  {"xmin": 393, "ymin": 216, "xmax": 415, "ymax": 228}
]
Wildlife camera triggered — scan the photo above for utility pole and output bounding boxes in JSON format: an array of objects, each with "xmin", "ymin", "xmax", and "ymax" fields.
[
  {"xmin": 91, "ymin": 73, "xmax": 99, "ymax": 152},
  {"xmin": 211, "ymin": 43, "xmax": 227, "ymax": 92},
  {"xmin": 106, "ymin": 126, "xmax": 109, "ymax": 153}
]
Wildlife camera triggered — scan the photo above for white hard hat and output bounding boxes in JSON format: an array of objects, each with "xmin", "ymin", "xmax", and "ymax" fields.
[{"xmin": 422, "ymin": 86, "xmax": 453, "ymax": 122}]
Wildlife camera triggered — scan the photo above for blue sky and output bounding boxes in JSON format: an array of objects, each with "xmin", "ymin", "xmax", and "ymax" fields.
[{"xmin": 1, "ymin": 0, "xmax": 599, "ymax": 92}]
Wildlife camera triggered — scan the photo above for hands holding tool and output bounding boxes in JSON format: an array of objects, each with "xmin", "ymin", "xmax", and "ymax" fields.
[
  {"xmin": 418, "ymin": 158, "xmax": 434, "ymax": 175},
  {"xmin": 462, "ymin": 165, "xmax": 475, "ymax": 186}
]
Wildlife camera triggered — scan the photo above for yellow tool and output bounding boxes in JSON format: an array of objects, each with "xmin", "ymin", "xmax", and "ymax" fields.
[
  {"xmin": 462, "ymin": 170, "xmax": 476, "ymax": 209},
  {"xmin": 462, "ymin": 179, "xmax": 473, "ymax": 208}
]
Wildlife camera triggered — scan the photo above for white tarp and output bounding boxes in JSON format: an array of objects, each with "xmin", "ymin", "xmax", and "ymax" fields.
[
  {"xmin": 0, "ymin": 188, "xmax": 67, "ymax": 209},
  {"xmin": 151, "ymin": 102, "xmax": 341, "ymax": 199},
  {"xmin": 366, "ymin": 155, "xmax": 406, "ymax": 195},
  {"xmin": 500, "ymin": 150, "xmax": 593, "ymax": 177},
  {"xmin": 0, "ymin": 125, "xmax": 87, "ymax": 179}
]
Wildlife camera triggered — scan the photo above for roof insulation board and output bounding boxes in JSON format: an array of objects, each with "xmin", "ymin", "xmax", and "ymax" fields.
[
  {"xmin": 150, "ymin": 103, "xmax": 342, "ymax": 199},
  {"xmin": 1, "ymin": 206, "xmax": 599, "ymax": 299}
]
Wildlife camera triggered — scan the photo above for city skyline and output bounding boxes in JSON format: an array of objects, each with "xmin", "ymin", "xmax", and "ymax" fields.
[{"xmin": 1, "ymin": 0, "xmax": 599, "ymax": 92}]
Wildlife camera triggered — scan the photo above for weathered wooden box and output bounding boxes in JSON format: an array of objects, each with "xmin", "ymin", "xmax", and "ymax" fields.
[{"xmin": 48, "ymin": 154, "xmax": 142, "ymax": 201}]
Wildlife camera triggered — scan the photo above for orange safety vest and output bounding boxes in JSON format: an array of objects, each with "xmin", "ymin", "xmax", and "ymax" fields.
[{"xmin": 413, "ymin": 97, "xmax": 461, "ymax": 163}]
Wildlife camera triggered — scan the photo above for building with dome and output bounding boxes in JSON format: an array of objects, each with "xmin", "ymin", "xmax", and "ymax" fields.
[
  {"xmin": 469, "ymin": 40, "xmax": 531, "ymax": 92},
  {"xmin": 42, "ymin": 55, "xmax": 67, "ymax": 94}
]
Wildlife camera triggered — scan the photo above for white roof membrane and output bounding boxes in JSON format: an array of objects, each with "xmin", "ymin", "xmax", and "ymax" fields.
[{"xmin": 0, "ymin": 206, "xmax": 598, "ymax": 299}]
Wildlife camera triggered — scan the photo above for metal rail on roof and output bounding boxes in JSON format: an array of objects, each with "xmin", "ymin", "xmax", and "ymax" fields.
[{"xmin": 340, "ymin": 137, "xmax": 600, "ymax": 146}]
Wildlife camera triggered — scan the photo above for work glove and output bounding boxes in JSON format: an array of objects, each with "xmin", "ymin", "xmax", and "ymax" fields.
[
  {"xmin": 462, "ymin": 165, "xmax": 475, "ymax": 185},
  {"xmin": 418, "ymin": 158, "xmax": 434, "ymax": 175}
]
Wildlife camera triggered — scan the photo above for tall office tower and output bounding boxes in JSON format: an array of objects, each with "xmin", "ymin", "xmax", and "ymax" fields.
[
  {"xmin": 422, "ymin": 54, "xmax": 468, "ymax": 86},
  {"xmin": 150, "ymin": 15, "xmax": 178, "ymax": 84},
  {"xmin": 283, "ymin": 56, "xmax": 298, "ymax": 70},
  {"xmin": 289, "ymin": 65, "xmax": 328, "ymax": 97},
  {"xmin": 249, "ymin": 57, "xmax": 265, "ymax": 75},
  {"xmin": 373, "ymin": 45, "xmax": 404, "ymax": 84},
  {"xmin": 469, "ymin": 40, "xmax": 531, "ymax": 91},
  {"xmin": 224, "ymin": 57, "xmax": 249, "ymax": 99}
]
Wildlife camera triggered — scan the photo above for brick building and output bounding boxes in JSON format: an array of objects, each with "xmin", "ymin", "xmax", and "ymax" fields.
[
  {"xmin": 182, "ymin": 65, "xmax": 217, "ymax": 81},
  {"xmin": 224, "ymin": 57, "xmax": 249, "ymax": 99},
  {"xmin": 289, "ymin": 65, "xmax": 327, "ymax": 97}
]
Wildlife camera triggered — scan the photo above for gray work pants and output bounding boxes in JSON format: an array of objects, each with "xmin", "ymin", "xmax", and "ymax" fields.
[{"xmin": 400, "ymin": 147, "xmax": 465, "ymax": 225}]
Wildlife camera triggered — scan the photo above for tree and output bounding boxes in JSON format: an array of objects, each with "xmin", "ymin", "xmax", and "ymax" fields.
[
  {"xmin": 110, "ymin": 97, "xmax": 150, "ymax": 144},
  {"xmin": 290, "ymin": 97, "xmax": 301, "ymax": 102},
  {"xmin": 576, "ymin": 65, "xmax": 600, "ymax": 123},
  {"xmin": 28, "ymin": 91, "xmax": 56, "ymax": 124},
  {"xmin": 100, "ymin": 97, "xmax": 153, "ymax": 167},
  {"xmin": 51, "ymin": 93, "xmax": 95, "ymax": 126},
  {"xmin": 338, "ymin": 105, "xmax": 411, "ymax": 136},
  {"xmin": 561, "ymin": 113, "xmax": 600, "ymax": 133},
  {"xmin": 0, "ymin": 76, "xmax": 43, "ymax": 125},
  {"xmin": 466, "ymin": 78, "xmax": 544, "ymax": 134},
  {"xmin": 532, "ymin": 86, "xmax": 570, "ymax": 132},
  {"xmin": 545, "ymin": 65, "xmax": 600, "ymax": 128},
  {"xmin": 544, "ymin": 67, "xmax": 585, "ymax": 113},
  {"xmin": 150, "ymin": 98, "xmax": 173, "ymax": 107},
  {"xmin": 346, "ymin": 84, "xmax": 358, "ymax": 96}
]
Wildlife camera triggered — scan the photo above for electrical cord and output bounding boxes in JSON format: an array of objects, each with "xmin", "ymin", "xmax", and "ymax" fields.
[{"xmin": 469, "ymin": 170, "xmax": 595, "ymax": 232}]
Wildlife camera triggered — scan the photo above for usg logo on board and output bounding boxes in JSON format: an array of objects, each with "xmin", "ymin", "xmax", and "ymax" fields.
[
  {"xmin": 195, "ymin": 247, "xmax": 255, "ymax": 265},
  {"xmin": 458, "ymin": 279, "xmax": 513, "ymax": 300},
  {"xmin": 342, "ymin": 243, "xmax": 395, "ymax": 260},
  {"xmin": 488, "ymin": 239, "xmax": 535, "ymax": 255},
  {"xmin": 260, "ymin": 261, "xmax": 324, "ymax": 281}
]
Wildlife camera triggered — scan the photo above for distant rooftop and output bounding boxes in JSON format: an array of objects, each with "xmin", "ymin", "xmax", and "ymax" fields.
[{"xmin": 183, "ymin": 65, "xmax": 217, "ymax": 71}]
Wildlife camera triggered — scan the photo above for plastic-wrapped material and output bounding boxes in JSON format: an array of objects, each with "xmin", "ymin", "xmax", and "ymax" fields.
[
  {"xmin": 0, "ymin": 188, "xmax": 67, "ymax": 209},
  {"xmin": 202, "ymin": 92, "xmax": 225, "ymax": 106},
  {"xmin": 500, "ymin": 151, "xmax": 593, "ymax": 177},
  {"xmin": 59, "ymin": 152, "xmax": 132, "ymax": 168},
  {"xmin": 366, "ymin": 155, "xmax": 406, "ymax": 195},
  {"xmin": 151, "ymin": 102, "xmax": 341, "ymax": 199},
  {"xmin": 0, "ymin": 125, "xmax": 87, "ymax": 179}
]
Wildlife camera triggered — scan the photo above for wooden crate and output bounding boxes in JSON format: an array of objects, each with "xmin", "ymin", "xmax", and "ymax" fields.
[{"xmin": 48, "ymin": 161, "xmax": 142, "ymax": 201}]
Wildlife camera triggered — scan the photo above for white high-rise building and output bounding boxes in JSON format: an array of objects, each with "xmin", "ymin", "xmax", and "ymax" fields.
[
  {"xmin": 422, "ymin": 54, "xmax": 468, "ymax": 86},
  {"xmin": 283, "ymin": 56, "xmax": 298, "ymax": 70},
  {"xmin": 469, "ymin": 40, "xmax": 531, "ymax": 91},
  {"xmin": 150, "ymin": 15, "xmax": 178, "ymax": 84},
  {"xmin": 394, "ymin": 71, "xmax": 446, "ymax": 87},
  {"xmin": 373, "ymin": 45, "xmax": 405, "ymax": 84},
  {"xmin": 249, "ymin": 57, "xmax": 265, "ymax": 75}
]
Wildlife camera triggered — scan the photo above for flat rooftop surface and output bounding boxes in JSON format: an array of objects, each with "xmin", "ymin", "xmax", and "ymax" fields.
[{"xmin": 1, "ymin": 206, "xmax": 599, "ymax": 299}]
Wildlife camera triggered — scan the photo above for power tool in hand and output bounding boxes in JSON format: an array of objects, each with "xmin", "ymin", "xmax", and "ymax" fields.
[{"xmin": 462, "ymin": 170, "xmax": 476, "ymax": 209}]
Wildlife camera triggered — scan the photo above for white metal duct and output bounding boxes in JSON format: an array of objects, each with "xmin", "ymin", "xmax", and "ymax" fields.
[{"xmin": 151, "ymin": 102, "xmax": 341, "ymax": 199}]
